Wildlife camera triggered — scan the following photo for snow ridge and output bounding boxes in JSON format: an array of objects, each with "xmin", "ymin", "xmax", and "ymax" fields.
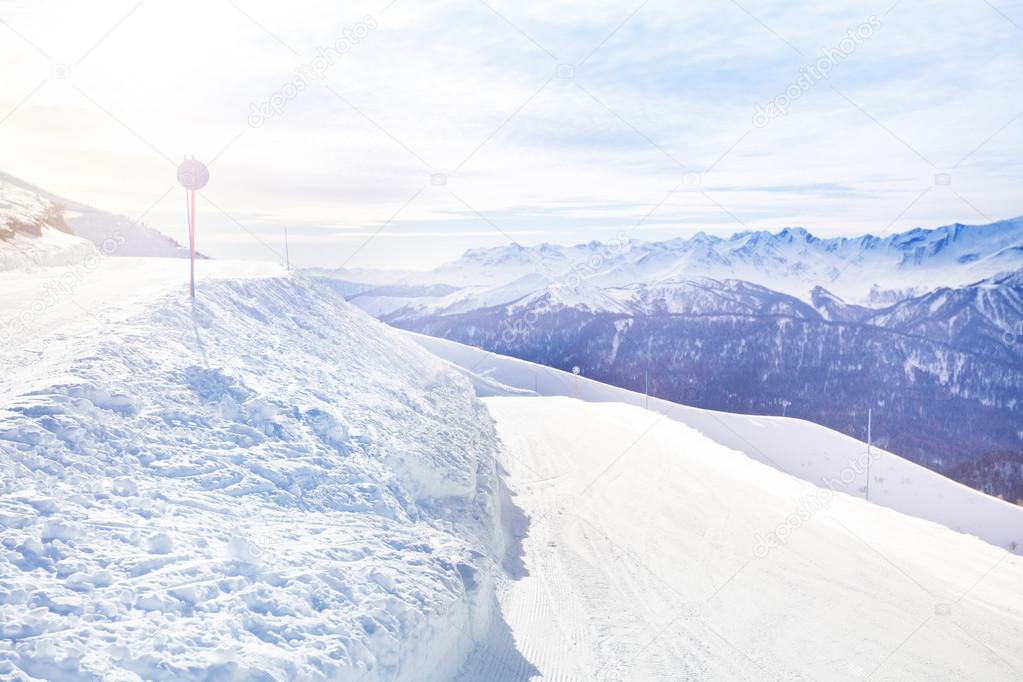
[{"xmin": 0, "ymin": 275, "xmax": 509, "ymax": 681}]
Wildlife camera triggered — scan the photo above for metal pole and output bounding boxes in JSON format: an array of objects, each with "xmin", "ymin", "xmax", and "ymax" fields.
[
  {"xmin": 186, "ymin": 188, "xmax": 195, "ymax": 299},
  {"xmin": 866, "ymin": 408, "xmax": 872, "ymax": 501},
  {"xmin": 284, "ymin": 225, "xmax": 290, "ymax": 271},
  {"xmin": 644, "ymin": 337, "xmax": 651, "ymax": 409}
]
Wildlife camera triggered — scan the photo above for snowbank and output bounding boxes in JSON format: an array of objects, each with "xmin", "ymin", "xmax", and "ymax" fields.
[
  {"xmin": 0, "ymin": 275, "xmax": 505, "ymax": 680},
  {"xmin": 0, "ymin": 227, "xmax": 99, "ymax": 271},
  {"xmin": 407, "ymin": 331, "xmax": 1023, "ymax": 555}
]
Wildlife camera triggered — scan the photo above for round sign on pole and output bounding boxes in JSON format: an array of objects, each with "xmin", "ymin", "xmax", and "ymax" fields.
[{"xmin": 177, "ymin": 158, "xmax": 210, "ymax": 190}]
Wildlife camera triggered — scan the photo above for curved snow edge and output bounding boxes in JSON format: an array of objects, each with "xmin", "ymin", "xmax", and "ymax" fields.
[
  {"xmin": 0, "ymin": 273, "xmax": 513, "ymax": 681},
  {"xmin": 406, "ymin": 330, "xmax": 1023, "ymax": 555}
]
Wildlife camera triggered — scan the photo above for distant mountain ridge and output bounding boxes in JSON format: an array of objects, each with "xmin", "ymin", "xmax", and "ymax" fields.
[
  {"xmin": 341, "ymin": 217, "xmax": 1023, "ymax": 308},
  {"xmin": 364, "ymin": 271, "xmax": 1023, "ymax": 469},
  {"xmin": 320, "ymin": 217, "xmax": 1023, "ymax": 476}
]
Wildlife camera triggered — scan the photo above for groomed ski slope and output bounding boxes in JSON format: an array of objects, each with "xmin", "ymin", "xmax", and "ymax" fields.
[
  {"xmin": 458, "ymin": 397, "xmax": 1023, "ymax": 680},
  {"xmin": 0, "ymin": 263, "xmax": 516, "ymax": 681},
  {"xmin": 407, "ymin": 332, "xmax": 1023, "ymax": 555}
]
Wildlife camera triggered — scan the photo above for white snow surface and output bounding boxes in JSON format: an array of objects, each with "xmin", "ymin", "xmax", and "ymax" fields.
[
  {"xmin": 0, "ymin": 228, "xmax": 98, "ymax": 272},
  {"xmin": 461, "ymin": 397, "xmax": 1023, "ymax": 680},
  {"xmin": 408, "ymin": 332, "xmax": 1023, "ymax": 555},
  {"xmin": 0, "ymin": 178, "xmax": 97, "ymax": 271},
  {"xmin": 0, "ymin": 263, "xmax": 507, "ymax": 681},
  {"xmin": 4, "ymin": 254, "xmax": 1023, "ymax": 681}
]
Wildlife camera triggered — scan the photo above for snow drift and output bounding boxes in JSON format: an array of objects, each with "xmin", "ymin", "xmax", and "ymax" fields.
[
  {"xmin": 0, "ymin": 274, "xmax": 508, "ymax": 681},
  {"xmin": 407, "ymin": 332, "xmax": 1023, "ymax": 555}
]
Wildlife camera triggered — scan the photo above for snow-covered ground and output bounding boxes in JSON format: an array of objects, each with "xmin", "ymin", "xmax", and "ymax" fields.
[
  {"xmin": 0, "ymin": 228, "xmax": 98, "ymax": 272},
  {"xmin": 460, "ymin": 397, "xmax": 1023, "ymax": 680},
  {"xmin": 1, "ymin": 177, "xmax": 98, "ymax": 272},
  {"xmin": 3, "ymin": 254, "xmax": 1022, "ymax": 681},
  {"xmin": 0, "ymin": 262, "xmax": 509, "ymax": 680},
  {"xmin": 409, "ymin": 332, "xmax": 1023, "ymax": 555}
]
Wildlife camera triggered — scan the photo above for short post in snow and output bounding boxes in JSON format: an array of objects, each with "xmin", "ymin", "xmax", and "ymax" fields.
[
  {"xmin": 572, "ymin": 365, "xmax": 581, "ymax": 399},
  {"xmin": 283, "ymin": 225, "xmax": 291, "ymax": 271},
  {"xmin": 177, "ymin": 157, "xmax": 210, "ymax": 298},
  {"xmin": 866, "ymin": 407, "xmax": 872, "ymax": 501},
  {"xmin": 644, "ymin": 337, "xmax": 651, "ymax": 409}
]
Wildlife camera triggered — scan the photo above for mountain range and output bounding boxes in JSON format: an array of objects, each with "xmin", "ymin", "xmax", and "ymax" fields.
[{"xmin": 327, "ymin": 219, "xmax": 1023, "ymax": 476}]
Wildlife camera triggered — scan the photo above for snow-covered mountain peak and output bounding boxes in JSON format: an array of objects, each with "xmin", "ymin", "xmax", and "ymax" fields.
[
  {"xmin": 360, "ymin": 215, "xmax": 1023, "ymax": 305},
  {"xmin": 0, "ymin": 172, "xmax": 194, "ymax": 262}
]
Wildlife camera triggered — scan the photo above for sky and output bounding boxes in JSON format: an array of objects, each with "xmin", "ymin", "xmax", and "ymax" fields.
[{"xmin": 1, "ymin": 0, "xmax": 1022, "ymax": 270}]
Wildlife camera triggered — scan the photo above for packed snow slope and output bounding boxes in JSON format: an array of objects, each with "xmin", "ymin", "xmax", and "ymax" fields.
[
  {"xmin": 0, "ymin": 265, "xmax": 516, "ymax": 681},
  {"xmin": 461, "ymin": 397, "xmax": 1023, "ymax": 680},
  {"xmin": 409, "ymin": 333, "xmax": 1023, "ymax": 555}
]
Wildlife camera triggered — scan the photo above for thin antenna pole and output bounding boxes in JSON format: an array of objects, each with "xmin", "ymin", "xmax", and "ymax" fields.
[
  {"xmin": 866, "ymin": 407, "xmax": 872, "ymax": 501},
  {"xmin": 644, "ymin": 337, "xmax": 651, "ymax": 409},
  {"xmin": 284, "ymin": 225, "xmax": 290, "ymax": 271}
]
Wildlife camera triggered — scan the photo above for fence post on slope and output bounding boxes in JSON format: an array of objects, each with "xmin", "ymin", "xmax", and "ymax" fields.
[
  {"xmin": 644, "ymin": 337, "xmax": 651, "ymax": 409},
  {"xmin": 866, "ymin": 408, "xmax": 872, "ymax": 501}
]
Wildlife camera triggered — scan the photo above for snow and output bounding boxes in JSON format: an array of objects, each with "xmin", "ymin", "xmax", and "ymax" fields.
[
  {"xmin": 1, "ymin": 177, "xmax": 98, "ymax": 271},
  {"xmin": 4, "ymin": 250, "xmax": 1022, "ymax": 681},
  {"xmin": 0, "ymin": 173, "xmax": 191, "ymax": 261},
  {"xmin": 0, "ymin": 178, "xmax": 55, "ymax": 232},
  {"xmin": 408, "ymin": 332, "xmax": 1023, "ymax": 555},
  {"xmin": 462, "ymin": 397, "xmax": 1023, "ymax": 680},
  {"xmin": 66, "ymin": 209, "xmax": 193, "ymax": 260},
  {"xmin": 0, "ymin": 263, "xmax": 508, "ymax": 681},
  {"xmin": 0, "ymin": 228, "xmax": 98, "ymax": 272},
  {"xmin": 335, "ymin": 218, "xmax": 1023, "ymax": 310}
]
